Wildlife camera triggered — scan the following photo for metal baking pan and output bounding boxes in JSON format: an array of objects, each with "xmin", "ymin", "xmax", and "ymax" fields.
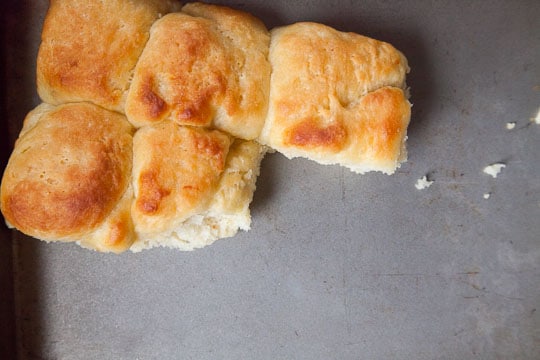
[{"xmin": 1, "ymin": 1, "xmax": 539, "ymax": 359}]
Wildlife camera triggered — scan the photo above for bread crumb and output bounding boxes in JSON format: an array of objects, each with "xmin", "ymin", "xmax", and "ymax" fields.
[
  {"xmin": 415, "ymin": 175, "xmax": 433, "ymax": 190},
  {"xmin": 534, "ymin": 108, "xmax": 540, "ymax": 124},
  {"xmin": 483, "ymin": 193, "xmax": 491, "ymax": 199},
  {"xmin": 506, "ymin": 122, "xmax": 516, "ymax": 130},
  {"xmin": 483, "ymin": 163, "xmax": 506, "ymax": 178}
]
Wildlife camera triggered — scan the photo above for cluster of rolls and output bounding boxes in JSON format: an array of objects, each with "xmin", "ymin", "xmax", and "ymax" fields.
[{"xmin": 0, "ymin": 0, "xmax": 411, "ymax": 253}]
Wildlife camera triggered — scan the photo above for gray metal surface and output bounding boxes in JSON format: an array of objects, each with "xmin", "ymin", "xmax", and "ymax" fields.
[{"xmin": 3, "ymin": 1, "xmax": 539, "ymax": 359}]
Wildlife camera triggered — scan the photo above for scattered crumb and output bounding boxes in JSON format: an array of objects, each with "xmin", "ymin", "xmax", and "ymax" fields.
[
  {"xmin": 483, "ymin": 193, "xmax": 491, "ymax": 200},
  {"xmin": 415, "ymin": 175, "xmax": 433, "ymax": 190},
  {"xmin": 483, "ymin": 163, "xmax": 506, "ymax": 178},
  {"xmin": 534, "ymin": 108, "xmax": 540, "ymax": 124},
  {"xmin": 506, "ymin": 122, "xmax": 516, "ymax": 130}
]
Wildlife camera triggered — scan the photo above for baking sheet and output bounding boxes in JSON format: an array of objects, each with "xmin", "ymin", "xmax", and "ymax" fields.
[{"xmin": 2, "ymin": 0, "xmax": 539, "ymax": 359}]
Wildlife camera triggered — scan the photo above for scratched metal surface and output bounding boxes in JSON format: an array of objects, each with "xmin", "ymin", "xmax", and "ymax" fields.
[{"xmin": 3, "ymin": 1, "xmax": 540, "ymax": 359}]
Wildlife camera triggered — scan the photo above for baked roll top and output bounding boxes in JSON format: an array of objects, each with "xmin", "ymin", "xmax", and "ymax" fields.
[
  {"xmin": 130, "ymin": 122, "xmax": 266, "ymax": 251},
  {"xmin": 0, "ymin": 103, "xmax": 135, "ymax": 253},
  {"xmin": 259, "ymin": 22, "xmax": 411, "ymax": 174},
  {"xmin": 37, "ymin": 0, "xmax": 181, "ymax": 112},
  {"xmin": 125, "ymin": 3, "xmax": 271, "ymax": 140}
]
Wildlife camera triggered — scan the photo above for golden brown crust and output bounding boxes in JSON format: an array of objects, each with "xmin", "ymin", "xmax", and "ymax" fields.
[
  {"xmin": 259, "ymin": 22, "xmax": 410, "ymax": 173},
  {"xmin": 0, "ymin": 103, "xmax": 135, "ymax": 250},
  {"xmin": 78, "ymin": 180, "xmax": 135, "ymax": 253},
  {"xmin": 136, "ymin": 171, "xmax": 172, "ymax": 215},
  {"xmin": 37, "ymin": 0, "xmax": 181, "ymax": 112},
  {"xmin": 125, "ymin": 3, "xmax": 271, "ymax": 140},
  {"xmin": 285, "ymin": 120, "xmax": 347, "ymax": 152},
  {"xmin": 346, "ymin": 87, "xmax": 411, "ymax": 166},
  {"xmin": 132, "ymin": 122, "xmax": 231, "ymax": 234}
]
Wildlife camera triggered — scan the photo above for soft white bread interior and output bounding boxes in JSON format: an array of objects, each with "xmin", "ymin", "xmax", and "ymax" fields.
[
  {"xmin": 37, "ymin": 0, "xmax": 181, "ymax": 113},
  {"xmin": 0, "ymin": 103, "xmax": 136, "ymax": 253},
  {"xmin": 258, "ymin": 22, "xmax": 411, "ymax": 174},
  {"xmin": 130, "ymin": 122, "xmax": 266, "ymax": 251},
  {"xmin": 125, "ymin": 2, "xmax": 271, "ymax": 140}
]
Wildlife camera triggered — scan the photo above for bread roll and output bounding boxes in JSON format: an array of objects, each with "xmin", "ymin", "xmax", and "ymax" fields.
[
  {"xmin": 2, "ymin": 2, "xmax": 413, "ymax": 253},
  {"xmin": 0, "ymin": 103, "xmax": 135, "ymax": 253},
  {"xmin": 258, "ymin": 22, "xmax": 411, "ymax": 174},
  {"xmin": 125, "ymin": 2, "xmax": 271, "ymax": 140},
  {"xmin": 130, "ymin": 122, "xmax": 266, "ymax": 251},
  {"xmin": 37, "ymin": 0, "xmax": 181, "ymax": 112}
]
